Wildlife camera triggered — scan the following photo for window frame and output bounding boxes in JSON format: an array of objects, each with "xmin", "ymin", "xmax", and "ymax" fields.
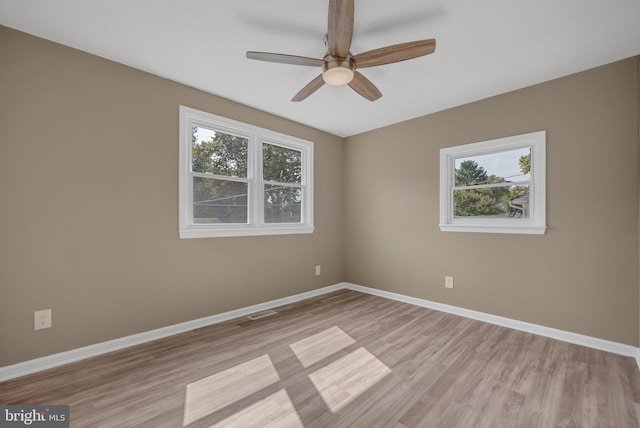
[
  {"xmin": 439, "ymin": 130, "xmax": 546, "ymax": 235},
  {"xmin": 179, "ymin": 106, "xmax": 314, "ymax": 238}
]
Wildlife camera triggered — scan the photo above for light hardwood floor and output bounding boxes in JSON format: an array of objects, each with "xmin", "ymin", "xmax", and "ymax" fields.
[{"xmin": 2, "ymin": 290, "xmax": 640, "ymax": 427}]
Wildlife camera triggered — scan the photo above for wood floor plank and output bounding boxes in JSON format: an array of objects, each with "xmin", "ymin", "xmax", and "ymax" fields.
[{"xmin": 1, "ymin": 289, "xmax": 640, "ymax": 427}]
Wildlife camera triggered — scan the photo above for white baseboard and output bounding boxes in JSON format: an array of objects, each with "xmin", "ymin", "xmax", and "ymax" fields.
[
  {"xmin": 0, "ymin": 283, "xmax": 343, "ymax": 382},
  {"xmin": 342, "ymin": 282, "xmax": 640, "ymax": 361},
  {"xmin": 2, "ymin": 281, "xmax": 638, "ymax": 382}
]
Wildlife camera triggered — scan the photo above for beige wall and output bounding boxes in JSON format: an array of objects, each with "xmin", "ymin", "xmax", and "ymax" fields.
[
  {"xmin": 0, "ymin": 26, "xmax": 345, "ymax": 366},
  {"xmin": 345, "ymin": 57, "xmax": 640, "ymax": 346}
]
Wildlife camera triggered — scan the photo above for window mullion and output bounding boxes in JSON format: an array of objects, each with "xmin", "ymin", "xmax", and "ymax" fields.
[{"xmin": 254, "ymin": 135, "xmax": 265, "ymax": 226}]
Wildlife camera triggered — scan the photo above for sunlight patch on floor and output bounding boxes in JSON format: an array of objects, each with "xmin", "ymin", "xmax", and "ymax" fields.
[
  {"xmin": 289, "ymin": 326, "xmax": 356, "ymax": 368},
  {"xmin": 308, "ymin": 347, "xmax": 391, "ymax": 413},
  {"xmin": 208, "ymin": 389, "xmax": 304, "ymax": 428},
  {"xmin": 183, "ymin": 354, "xmax": 280, "ymax": 426}
]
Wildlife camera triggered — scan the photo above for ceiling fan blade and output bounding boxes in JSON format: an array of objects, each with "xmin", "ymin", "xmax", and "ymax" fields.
[
  {"xmin": 291, "ymin": 74, "xmax": 326, "ymax": 102},
  {"xmin": 353, "ymin": 39, "xmax": 436, "ymax": 68},
  {"xmin": 327, "ymin": 0, "xmax": 354, "ymax": 58},
  {"xmin": 246, "ymin": 51, "xmax": 324, "ymax": 67},
  {"xmin": 348, "ymin": 71, "xmax": 382, "ymax": 101}
]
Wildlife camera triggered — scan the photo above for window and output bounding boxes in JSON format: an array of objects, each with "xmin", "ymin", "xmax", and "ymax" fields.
[
  {"xmin": 179, "ymin": 106, "xmax": 313, "ymax": 238},
  {"xmin": 439, "ymin": 130, "xmax": 546, "ymax": 234}
]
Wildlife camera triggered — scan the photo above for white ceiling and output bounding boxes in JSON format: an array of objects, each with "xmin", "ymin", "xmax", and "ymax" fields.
[{"xmin": 1, "ymin": 0, "xmax": 639, "ymax": 137}]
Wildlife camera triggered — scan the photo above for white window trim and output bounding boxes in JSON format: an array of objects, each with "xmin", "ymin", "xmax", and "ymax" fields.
[
  {"xmin": 179, "ymin": 106, "xmax": 314, "ymax": 238},
  {"xmin": 439, "ymin": 130, "xmax": 546, "ymax": 235}
]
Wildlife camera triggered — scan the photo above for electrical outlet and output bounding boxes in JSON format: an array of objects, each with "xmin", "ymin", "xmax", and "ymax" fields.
[
  {"xmin": 445, "ymin": 276, "xmax": 454, "ymax": 289},
  {"xmin": 315, "ymin": 265, "xmax": 321, "ymax": 276},
  {"xmin": 34, "ymin": 309, "xmax": 52, "ymax": 330}
]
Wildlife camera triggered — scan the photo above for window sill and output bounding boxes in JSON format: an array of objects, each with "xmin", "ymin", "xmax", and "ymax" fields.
[
  {"xmin": 439, "ymin": 224, "xmax": 546, "ymax": 235},
  {"xmin": 179, "ymin": 225, "xmax": 315, "ymax": 239}
]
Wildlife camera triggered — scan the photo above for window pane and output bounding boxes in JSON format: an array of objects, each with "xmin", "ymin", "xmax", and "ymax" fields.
[
  {"xmin": 263, "ymin": 143, "xmax": 302, "ymax": 184},
  {"xmin": 192, "ymin": 126, "xmax": 248, "ymax": 177},
  {"xmin": 455, "ymin": 147, "xmax": 530, "ymax": 186},
  {"xmin": 454, "ymin": 185, "xmax": 530, "ymax": 219},
  {"xmin": 264, "ymin": 184, "xmax": 302, "ymax": 223},
  {"xmin": 193, "ymin": 177, "xmax": 248, "ymax": 224}
]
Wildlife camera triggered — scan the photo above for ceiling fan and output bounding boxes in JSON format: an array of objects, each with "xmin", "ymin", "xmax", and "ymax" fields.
[{"xmin": 246, "ymin": 0, "xmax": 436, "ymax": 102}]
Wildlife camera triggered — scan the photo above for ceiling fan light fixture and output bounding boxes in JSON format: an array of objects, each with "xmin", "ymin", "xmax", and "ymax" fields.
[
  {"xmin": 323, "ymin": 66, "xmax": 354, "ymax": 86},
  {"xmin": 322, "ymin": 58, "xmax": 354, "ymax": 86}
]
